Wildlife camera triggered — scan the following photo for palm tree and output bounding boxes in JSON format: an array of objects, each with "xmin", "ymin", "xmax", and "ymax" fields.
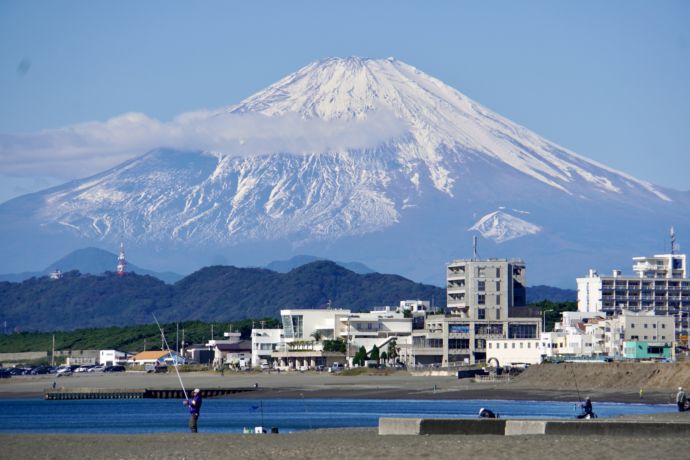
[{"xmin": 310, "ymin": 330, "xmax": 322, "ymax": 342}]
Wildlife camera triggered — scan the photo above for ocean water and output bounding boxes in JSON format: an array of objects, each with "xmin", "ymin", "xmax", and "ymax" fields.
[{"xmin": 0, "ymin": 398, "xmax": 675, "ymax": 434}]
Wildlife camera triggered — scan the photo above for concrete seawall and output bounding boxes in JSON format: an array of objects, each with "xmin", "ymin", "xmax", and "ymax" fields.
[{"xmin": 379, "ymin": 418, "xmax": 690, "ymax": 437}]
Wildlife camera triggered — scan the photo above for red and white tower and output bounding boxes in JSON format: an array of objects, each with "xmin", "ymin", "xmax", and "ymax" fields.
[{"xmin": 116, "ymin": 241, "xmax": 126, "ymax": 277}]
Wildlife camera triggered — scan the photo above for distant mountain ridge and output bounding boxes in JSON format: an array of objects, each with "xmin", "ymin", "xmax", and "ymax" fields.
[
  {"xmin": 265, "ymin": 255, "xmax": 374, "ymax": 274},
  {"xmin": 0, "ymin": 247, "xmax": 182, "ymax": 284}
]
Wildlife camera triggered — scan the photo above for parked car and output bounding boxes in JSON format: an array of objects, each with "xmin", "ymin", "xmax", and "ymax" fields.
[
  {"xmin": 56, "ymin": 367, "xmax": 73, "ymax": 377},
  {"xmin": 0, "ymin": 369, "xmax": 11, "ymax": 379},
  {"xmin": 88, "ymin": 365, "xmax": 105, "ymax": 372},
  {"xmin": 103, "ymin": 365, "xmax": 126, "ymax": 373},
  {"xmin": 330, "ymin": 362, "xmax": 344, "ymax": 372},
  {"xmin": 145, "ymin": 363, "xmax": 167, "ymax": 373}
]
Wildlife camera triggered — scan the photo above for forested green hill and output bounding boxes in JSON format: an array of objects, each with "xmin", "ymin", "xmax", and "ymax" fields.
[{"xmin": 0, "ymin": 261, "xmax": 444, "ymax": 331}]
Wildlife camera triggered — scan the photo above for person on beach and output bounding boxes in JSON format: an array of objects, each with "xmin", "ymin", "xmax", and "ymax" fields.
[
  {"xmin": 478, "ymin": 408, "xmax": 497, "ymax": 418},
  {"xmin": 577, "ymin": 396, "xmax": 595, "ymax": 419},
  {"xmin": 676, "ymin": 387, "xmax": 687, "ymax": 412},
  {"xmin": 183, "ymin": 388, "xmax": 203, "ymax": 432}
]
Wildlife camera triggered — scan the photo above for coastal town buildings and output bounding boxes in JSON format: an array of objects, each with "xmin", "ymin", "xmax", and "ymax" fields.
[{"xmin": 577, "ymin": 252, "xmax": 689, "ymax": 341}]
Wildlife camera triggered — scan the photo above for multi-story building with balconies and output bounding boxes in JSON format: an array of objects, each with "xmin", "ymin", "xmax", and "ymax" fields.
[
  {"xmin": 577, "ymin": 253, "xmax": 689, "ymax": 340},
  {"xmin": 404, "ymin": 258, "xmax": 540, "ymax": 366}
]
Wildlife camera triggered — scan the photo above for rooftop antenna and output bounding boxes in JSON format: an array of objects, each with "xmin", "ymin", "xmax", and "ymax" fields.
[
  {"xmin": 671, "ymin": 226, "xmax": 678, "ymax": 255},
  {"xmin": 472, "ymin": 236, "xmax": 479, "ymax": 260}
]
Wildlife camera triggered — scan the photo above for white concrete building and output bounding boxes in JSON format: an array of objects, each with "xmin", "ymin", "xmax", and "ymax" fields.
[
  {"xmin": 99, "ymin": 350, "xmax": 129, "ymax": 366},
  {"xmin": 251, "ymin": 328, "xmax": 283, "ymax": 367},
  {"xmin": 486, "ymin": 338, "xmax": 542, "ymax": 367},
  {"xmin": 273, "ymin": 307, "xmax": 413, "ymax": 369},
  {"xmin": 577, "ymin": 253, "xmax": 689, "ymax": 339}
]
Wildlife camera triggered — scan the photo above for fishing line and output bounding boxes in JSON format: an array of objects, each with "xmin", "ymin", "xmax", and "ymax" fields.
[
  {"xmin": 153, "ymin": 314, "xmax": 188, "ymax": 400},
  {"xmin": 569, "ymin": 363, "xmax": 582, "ymax": 403}
]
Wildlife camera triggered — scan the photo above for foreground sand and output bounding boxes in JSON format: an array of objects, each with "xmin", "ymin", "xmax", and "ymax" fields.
[{"xmin": 3, "ymin": 428, "xmax": 690, "ymax": 460}]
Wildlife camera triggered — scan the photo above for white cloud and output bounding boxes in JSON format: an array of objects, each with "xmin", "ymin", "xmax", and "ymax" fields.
[{"xmin": 0, "ymin": 109, "xmax": 408, "ymax": 179}]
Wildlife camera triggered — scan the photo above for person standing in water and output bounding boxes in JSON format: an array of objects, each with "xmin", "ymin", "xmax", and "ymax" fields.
[{"xmin": 184, "ymin": 388, "xmax": 203, "ymax": 432}]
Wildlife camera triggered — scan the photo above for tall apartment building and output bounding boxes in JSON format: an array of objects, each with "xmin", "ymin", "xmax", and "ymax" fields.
[
  {"xmin": 406, "ymin": 258, "xmax": 539, "ymax": 366},
  {"xmin": 577, "ymin": 253, "xmax": 689, "ymax": 339}
]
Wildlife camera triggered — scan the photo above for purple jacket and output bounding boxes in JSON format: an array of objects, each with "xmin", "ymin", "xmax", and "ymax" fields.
[{"xmin": 188, "ymin": 393, "xmax": 202, "ymax": 415}]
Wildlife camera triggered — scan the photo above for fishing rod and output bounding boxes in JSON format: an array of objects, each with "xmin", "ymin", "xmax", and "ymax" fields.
[
  {"xmin": 568, "ymin": 362, "xmax": 582, "ymax": 403},
  {"xmin": 153, "ymin": 314, "xmax": 189, "ymax": 401}
]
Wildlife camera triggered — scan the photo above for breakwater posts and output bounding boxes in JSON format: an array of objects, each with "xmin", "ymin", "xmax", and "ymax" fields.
[
  {"xmin": 44, "ymin": 387, "xmax": 257, "ymax": 400},
  {"xmin": 379, "ymin": 418, "xmax": 690, "ymax": 437}
]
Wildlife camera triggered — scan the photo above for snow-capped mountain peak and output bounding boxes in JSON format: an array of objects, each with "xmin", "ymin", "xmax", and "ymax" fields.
[{"xmin": 469, "ymin": 211, "xmax": 542, "ymax": 243}]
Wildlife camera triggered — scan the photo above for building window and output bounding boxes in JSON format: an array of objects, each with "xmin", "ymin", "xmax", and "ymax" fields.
[
  {"xmin": 496, "ymin": 268, "xmax": 501, "ymax": 278},
  {"xmin": 449, "ymin": 339, "xmax": 469, "ymax": 349},
  {"xmin": 478, "ymin": 281, "xmax": 486, "ymax": 291},
  {"xmin": 527, "ymin": 342, "xmax": 531, "ymax": 348},
  {"xmin": 512, "ymin": 343, "xmax": 515, "ymax": 349},
  {"xmin": 520, "ymin": 342, "xmax": 524, "ymax": 348},
  {"xmin": 508, "ymin": 324, "xmax": 538, "ymax": 339},
  {"xmin": 496, "ymin": 280, "xmax": 501, "ymax": 290},
  {"xmin": 476, "ymin": 267, "xmax": 485, "ymax": 277},
  {"xmin": 496, "ymin": 308, "xmax": 501, "ymax": 320},
  {"xmin": 478, "ymin": 309, "xmax": 486, "ymax": 320},
  {"xmin": 631, "ymin": 323, "xmax": 635, "ymax": 328},
  {"xmin": 496, "ymin": 294, "xmax": 501, "ymax": 305},
  {"xmin": 662, "ymin": 324, "xmax": 666, "ymax": 329},
  {"xmin": 644, "ymin": 336, "xmax": 648, "ymax": 340},
  {"xmin": 644, "ymin": 324, "xmax": 648, "ymax": 328},
  {"xmin": 504, "ymin": 343, "xmax": 507, "ymax": 349},
  {"xmin": 488, "ymin": 343, "xmax": 492, "ymax": 349},
  {"xmin": 478, "ymin": 294, "xmax": 486, "ymax": 305}
]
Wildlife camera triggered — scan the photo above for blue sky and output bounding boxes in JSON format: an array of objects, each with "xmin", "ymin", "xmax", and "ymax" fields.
[{"xmin": 1, "ymin": 1, "xmax": 689, "ymax": 203}]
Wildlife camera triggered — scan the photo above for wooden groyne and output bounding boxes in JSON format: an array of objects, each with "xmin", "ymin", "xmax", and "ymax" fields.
[{"xmin": 44, "ymin": 387, "xmax": 257, "ymax": 400}]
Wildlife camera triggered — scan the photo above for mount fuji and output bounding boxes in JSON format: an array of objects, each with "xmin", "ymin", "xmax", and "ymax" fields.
[{"xmin": 1, "ymin": 57, "xmax": 688, "ymax": 287}]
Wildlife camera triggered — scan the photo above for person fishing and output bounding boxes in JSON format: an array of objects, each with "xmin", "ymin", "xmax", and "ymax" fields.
[
  {"xmin": 183, "ymin": 388, "xmax": 203, "ymax": 432},
  {"xmin": 676, "ymin": 386, "xmax": 687, "ymax": 412},
  {"xmin": 577, "ymin": 396, "xmax": 595, "ymax": 419},
  {"xmin": 478, "ymin": 407, "xmax": 498, "ymax": 419}
]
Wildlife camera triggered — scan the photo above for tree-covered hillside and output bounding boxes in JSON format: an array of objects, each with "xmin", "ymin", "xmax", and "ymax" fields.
[
  {"xmin": 0, "ymin": 319, "xmax": 281, "ymax": 354},
  {"xmin": 0, "ymin": 261, "xmax": 445, "ymax": 331}
]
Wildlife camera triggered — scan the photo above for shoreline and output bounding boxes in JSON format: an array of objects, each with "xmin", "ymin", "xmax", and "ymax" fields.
[{"xmin": 0, "ymin": 370, "xmax": 678, "ymax": 404}]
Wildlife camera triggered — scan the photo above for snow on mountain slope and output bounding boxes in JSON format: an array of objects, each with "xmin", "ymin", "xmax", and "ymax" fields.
[
  {"xmin": 227, "ymin": 57, "xmax": 669, "ymax": 201},
  {"xmin": 0, "ymin": 57, "xmax": 686, "ymax": 284},
  {"xmin": 469, "ymin": 211, "xmax": 541, "ymax": 243}
]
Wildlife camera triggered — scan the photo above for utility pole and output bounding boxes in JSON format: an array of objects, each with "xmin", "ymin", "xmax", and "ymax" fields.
[
  {"xmin": 345, "ymin": 316, "xmax": 351, "ymax": 366},
  {"xmin": 51, "ymin": 334, "xmax": 55, "ymax": 367},
  {"xmin": 176, "ymin": 322, "xmax": 179, "ymax": 354}
]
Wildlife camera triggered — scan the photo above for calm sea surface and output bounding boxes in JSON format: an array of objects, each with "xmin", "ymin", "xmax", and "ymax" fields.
[{"xmin": 0, "ymin": 398, "xmax": 675, "ymax": 434}]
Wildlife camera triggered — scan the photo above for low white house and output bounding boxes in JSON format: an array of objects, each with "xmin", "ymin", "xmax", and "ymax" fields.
[
  {"xmin": 251, "ymin": 328, "xmax": 283, "ymax": 367},
  {"xmin": 486, "ymin": 338, "xmax": 542, "ymax": 367},
  {"xmin": 99, "ymin": 350, "xmax": 130, "ymax": 366}
]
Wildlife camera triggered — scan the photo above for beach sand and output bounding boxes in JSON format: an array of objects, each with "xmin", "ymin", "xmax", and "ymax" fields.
[
  {"xmin": 0, "ymin": 369, "xmax": 678, "ymax": 403},
  {"xmin": 3, "ymin": 428, "xmax": 690, "ymax": 460}
]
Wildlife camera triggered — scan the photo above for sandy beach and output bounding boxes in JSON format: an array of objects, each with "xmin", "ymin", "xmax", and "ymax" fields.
[
  {"xmin": 0, "ymin": 369, "xmax": 679, "ymax": 404},
  {"xmin": 3, "ymin": 428, "xmax": 690, "ymax": 460}
]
